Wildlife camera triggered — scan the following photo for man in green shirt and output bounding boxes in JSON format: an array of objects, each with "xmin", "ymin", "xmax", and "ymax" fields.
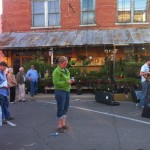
[{"xmin": 52, "ymin": 56, "xmax": 73, "ymax": 133}]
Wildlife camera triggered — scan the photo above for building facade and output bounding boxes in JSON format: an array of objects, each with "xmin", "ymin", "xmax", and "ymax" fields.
[
  {"xmin": 0, "ymin": 14, "xmax": 5, "ymax": 62},
  {"xmin": 2, "ymin": 0, "xmax": 150, "ymax": 31},
  {"xmin": 0, "ymin": 0, "xmax": 150, "ymax": 71},
  {"xmin": 0, "ymin": 15, "xmax": 1, "ymax": 33}
]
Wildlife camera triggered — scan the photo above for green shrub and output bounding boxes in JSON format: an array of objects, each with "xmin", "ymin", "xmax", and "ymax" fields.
[
  {"xmin": 23, "ymin": 59, "xmax": 56, "ymax": 93},
  {"xmin": 68, "ymin": 67, "xmax": 80, "ymax": 77},
  {"xmin": 88, "ymin": 71, "xmax": 99, "ymax": 76},
  {"xmin": 23, "ymin": 60, "xmax": 55, "ymax": 78},
  {"xmin": 124, "ymin": 62, "xmax": 144, "ymax": 78}
]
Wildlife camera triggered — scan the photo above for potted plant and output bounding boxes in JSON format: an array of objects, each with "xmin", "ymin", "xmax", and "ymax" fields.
[
  {"xmin": 75, "ymin": 74, "xmax": 87, "ymax": 95},
  {"xmin": 87, "ymin": 75, "xmax": 99, "ymax": 94},
  {"xmin": 83, "ymin": 60, "xmax": 90, "ymax": 66},
  {"xmin": 76, "ymin": 80, "xmax": 82, "ymax": 95},
  {"xmin": 70, "ymin": 60, "xmax": 76, "ymax": 66}
]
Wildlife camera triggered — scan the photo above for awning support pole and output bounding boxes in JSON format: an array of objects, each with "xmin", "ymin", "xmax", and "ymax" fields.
[{"xmin": 113, "ymin": 45, "xmax": 116, "ymax": 83}]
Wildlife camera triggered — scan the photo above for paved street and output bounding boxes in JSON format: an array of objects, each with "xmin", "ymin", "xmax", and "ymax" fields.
[{"xmin": 0, "ymin": 94, "xmax": 150, "ymax": 150}]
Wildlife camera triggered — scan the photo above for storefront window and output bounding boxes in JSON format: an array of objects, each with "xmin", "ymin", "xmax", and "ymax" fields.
[
  {"xmin": 118, "ymin": 0, "xmax": 131, "ymax": 23},
  {"xmin": 32, "ymin": 1, "xmax": 45, "ymax": 27},
  {"xmin": 48, "ymin": 0, "xmax": 60, "ymax": 26},
  {"xmin": 117, "ymin": 0, "xmax": 149, "ymax": 23},
  {"xmin": 134, "ymin": 0, "xmax": 147, "ymax": 22},
  {"xmin": 81, "ymin": 0, "xmax": 95, "ymax": 25},
  {"xmin": 32, "ymin": 0, "xmax": 60, "ymax": 27}
]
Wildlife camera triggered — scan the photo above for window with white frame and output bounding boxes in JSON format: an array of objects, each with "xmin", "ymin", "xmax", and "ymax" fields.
[
  {"xmin": 32, "ymin": 0, "xmax": 60, "ymax": 27},
  {"xmin": 81, "ymin": 0, "xmax": 95, "ymax": 25},
  {"xmin": 117, "ymin": 0, "xmax": 149, "ymax": 23}
]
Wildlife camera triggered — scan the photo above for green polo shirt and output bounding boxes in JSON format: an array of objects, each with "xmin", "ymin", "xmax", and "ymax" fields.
[{"xmin": 52, "ymin": 66, "xmax": 71, "ymax": 92}]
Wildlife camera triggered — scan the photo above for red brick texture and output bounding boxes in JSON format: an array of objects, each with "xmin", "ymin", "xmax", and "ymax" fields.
[
  {"xmin": 0, "ymin": 15, "xmax": 2, "ymax": 33},
  {"xmin": 2, "ymin": 0, "xmax": 31, "ymax": 32},
  {"xmin": 2, "ymin": 0, "xmax": 150, "ymax": 32}
]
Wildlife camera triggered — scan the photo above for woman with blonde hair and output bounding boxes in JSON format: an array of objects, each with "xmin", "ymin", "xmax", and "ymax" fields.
[
  {"xmin": 7, "ymin": 68, "xmax": 17, "ymax": 103},
  {"xmin": 52, "ymin": 56, "xmax": 73, "ymax": 133}
]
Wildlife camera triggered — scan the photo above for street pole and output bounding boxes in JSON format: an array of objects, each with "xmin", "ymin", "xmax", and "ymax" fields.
[
  {"xmin": 51, "ymin": 50, "xmax": 53, "ymax": 66},
  {"xmin": 49, "ymin": 48, "xmax": 53, "ymax": 66}
]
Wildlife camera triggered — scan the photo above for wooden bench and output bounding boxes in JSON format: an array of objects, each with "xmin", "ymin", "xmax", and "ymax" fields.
[{"xmin": 45, "ymin": 86, "xmax": 54, "ymax": 94}]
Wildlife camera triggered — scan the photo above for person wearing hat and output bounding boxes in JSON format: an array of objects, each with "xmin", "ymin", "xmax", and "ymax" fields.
[
  {"xmin": 139, "ymin": 57, "xmax": 150, "ymax": 107},
  {"xmin": 52, "ymin": 56, "xmax": 73, "ymax": 133}
]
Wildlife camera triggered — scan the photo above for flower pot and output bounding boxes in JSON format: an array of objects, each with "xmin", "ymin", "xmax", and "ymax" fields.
[{"xmin": 77, "ymin": 89, "xmax": 82, "ymax": 95}]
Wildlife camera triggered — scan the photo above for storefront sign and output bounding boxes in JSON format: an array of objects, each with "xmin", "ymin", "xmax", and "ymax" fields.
[{"xmin": 89, "ymin": 57, "xmax": 105, "ymax": 66}]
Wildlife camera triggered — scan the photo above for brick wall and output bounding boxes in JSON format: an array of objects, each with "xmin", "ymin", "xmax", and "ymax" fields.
[
  {"xmin": 2, "ymin": 0, "xmax": 150, "ymax": 32},
  {"xmin": 2, "ymin": 0, "xmax": 31, "ymax": 32},
  {"xmin": 0, "ymin": 18, "xmax": 1, "ymax": 33},
  {"xmin": 0, "ymin": 15, "xmax": 6, "ymax": 61}
]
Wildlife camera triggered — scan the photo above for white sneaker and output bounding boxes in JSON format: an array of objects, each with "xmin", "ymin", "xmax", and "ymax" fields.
[{"xmin": 136, "ymin": 103, "xmax": 144, "ymax": 109}]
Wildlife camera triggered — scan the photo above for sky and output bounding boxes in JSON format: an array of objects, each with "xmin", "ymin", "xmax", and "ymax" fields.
[
  {"xmin": 0, "ymin": 0, "xmax": 2, "ymax": 15},
  {"xmin": 118, "ymin": 0, "xmax": 147, "ymax": 10}
]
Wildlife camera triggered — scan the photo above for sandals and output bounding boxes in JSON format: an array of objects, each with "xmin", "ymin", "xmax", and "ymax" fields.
[
  {"xmin": 57, "ymin": 125, "xmax": 71, "ymax": 133},
  {"xmin": 57, "ymin": 127, "xmax": 66, "ymax": 133},
  {"xmin": 63, "ymin": 125, "xmax": 71, "ymax": 130}
]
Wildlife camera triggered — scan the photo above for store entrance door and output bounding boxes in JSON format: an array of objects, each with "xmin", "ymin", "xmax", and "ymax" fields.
[{"xmin": 13, "ymin": 59, "xmax": 20, "ymax": 74}]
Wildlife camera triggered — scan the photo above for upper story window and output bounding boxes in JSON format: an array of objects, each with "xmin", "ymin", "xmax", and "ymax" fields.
[
  {"xmin": 81, "ymin": 0, "xmax": 95, "ymax": 25},
  {"xmin": 117, "ymin": 0, "xmax": 149, "ymax": 23},
  {"xmin": 32, "ymin": 0, "xmax": 60, "ymax": 27}
]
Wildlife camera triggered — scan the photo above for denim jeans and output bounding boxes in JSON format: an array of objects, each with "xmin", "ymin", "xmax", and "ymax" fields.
[
  {"xmin": 140, "ymin": 81, "xmax": 150, "ymax": 106},
  {"xmin": 30, "ymin": 81, "xmax": 37, "ymax": 96},
  {"xmin": 147, "ymin": 82, "xmax": 150, "ymax": 105},
  {"xmin": 0, "ymin": 95, "xmax": 11, "ymax": 120},
  {"xmin": 54, "ymin": 90, "xmax": 70, "ymax": 120}
]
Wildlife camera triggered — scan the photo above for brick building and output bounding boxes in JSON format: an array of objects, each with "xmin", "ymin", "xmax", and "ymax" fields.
[
  {"xmin": 0, "ymin": 15, "xmax": 1, "ymax": 33},
  {"xmin": 0, "ymin": 0, "xmax": 150, "ymax": 71},
  {"xmin": 0, "ymin": 14, "xmax": 5, "ymax": 62}
]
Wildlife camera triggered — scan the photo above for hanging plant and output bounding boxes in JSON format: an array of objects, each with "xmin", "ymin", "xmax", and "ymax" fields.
[{"xmin": 78, "ymin": 55, "xmax": 87, "ymax": 61}]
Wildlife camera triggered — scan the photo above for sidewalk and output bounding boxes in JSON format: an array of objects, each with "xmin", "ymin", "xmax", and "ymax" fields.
[
  {"xmin": 24, "ymin": 92, "xmax": 133, "ymax": 102},
  {"xmin": 25, "ymin": 93, "xmax": 96, "ymax": 101}
]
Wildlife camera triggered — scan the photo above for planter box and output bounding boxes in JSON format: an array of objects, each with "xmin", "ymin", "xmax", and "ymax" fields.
[{"xmin": 114, "ymin": 93, "xmax": 132, "ymax": 101}]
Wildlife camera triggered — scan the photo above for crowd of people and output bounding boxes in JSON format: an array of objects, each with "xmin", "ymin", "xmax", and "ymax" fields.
[
  {"xmin": 0, "ymin": 56, "xmax": 150, "ymax": 132},
  {"xmin": 0, "ymin": 62, "xmax": 38, "ymax": 125}
]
